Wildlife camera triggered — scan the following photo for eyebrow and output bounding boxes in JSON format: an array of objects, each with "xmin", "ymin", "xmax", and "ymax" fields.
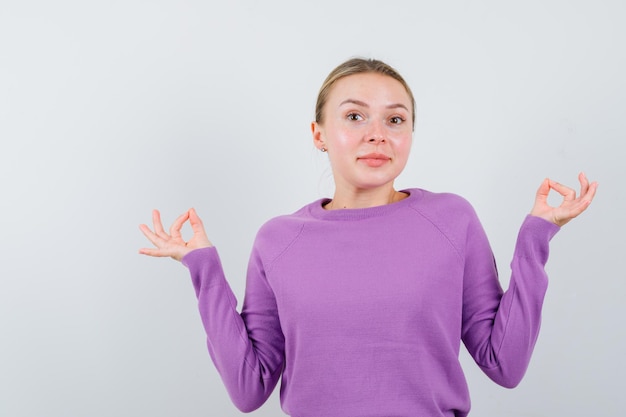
[{"xmin": 339, "ymin": 99, "xmax": 409, "ymax": 112}]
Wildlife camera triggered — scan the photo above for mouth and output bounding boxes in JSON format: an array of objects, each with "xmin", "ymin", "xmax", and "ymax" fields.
[{"xmin": 357, "ymin": 153, "xmax": 391, "ymax": 167}]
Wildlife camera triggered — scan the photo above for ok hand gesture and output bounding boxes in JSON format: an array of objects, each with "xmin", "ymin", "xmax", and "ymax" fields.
[
  {"xmin": 530, "ymin": 172, "xmax": 598, "ymax": 227},
  {"xmin": 139, "ymin": 208, "xmax": 213, "ymax": 261}
]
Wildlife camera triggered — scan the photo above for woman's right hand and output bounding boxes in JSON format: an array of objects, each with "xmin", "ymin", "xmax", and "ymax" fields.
[{"xmin": 139, "ymin": 208, "xmax": 213, "ymax": 261}]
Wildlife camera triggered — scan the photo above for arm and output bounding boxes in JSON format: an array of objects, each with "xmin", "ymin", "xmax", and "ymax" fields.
[
  {"xmin": 461, "ymin": 214, "xmax": 558, "ymax": 387},
  {"xmin": 139, "ymin": 209, "xmax": 284, "ymax": 411},
  {"xmin": 462, "ymin": 173, "xmax": 597, "ymax": 387},
  {"xmin": 183, "ymin": 247, "xmax": 284, "ymax": 412}
]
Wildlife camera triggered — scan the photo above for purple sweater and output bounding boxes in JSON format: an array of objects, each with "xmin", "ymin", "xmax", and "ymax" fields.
[{"xmin": 182, "ymin": 189, "xmax": 559, "ymax": 416}]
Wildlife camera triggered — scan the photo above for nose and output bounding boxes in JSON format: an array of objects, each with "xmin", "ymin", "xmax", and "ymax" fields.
[
  {"xmin": 368, "ymin": 134, "xmax": 385, "ymax": 144},
  {"xmin": 366, "ymin": 121, "xmax": 386, "ymax": 144}
]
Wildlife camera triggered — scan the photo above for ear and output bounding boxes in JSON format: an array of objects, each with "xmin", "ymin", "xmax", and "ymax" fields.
[{"xmin": 311, "ymin": 121, "xmax": 326, "ymax": 151}]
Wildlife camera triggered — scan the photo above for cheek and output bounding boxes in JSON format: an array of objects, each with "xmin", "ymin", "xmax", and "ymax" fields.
[
  {"xmin": 393, "ymin": 134, "xmax": 413, "ymax": 155},
  {"xmin": 330, "ymin": 126, "xmax": 360, "ymax": 148}
]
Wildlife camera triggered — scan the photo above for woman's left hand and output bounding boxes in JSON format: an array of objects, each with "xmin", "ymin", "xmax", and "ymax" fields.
[{"xmin": 530, "ymin": 172, "xmax": 598, "ymax": 227}]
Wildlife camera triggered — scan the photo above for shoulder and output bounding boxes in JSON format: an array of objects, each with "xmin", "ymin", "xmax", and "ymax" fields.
[
  {"xmin": 402, "ymin": 188, "xmax": 488, "ymax": 260},
  {"xmin": 251, "ymin": 200, "xmax": 319, "ymax": 263},
  {"xmin": 405, "ymin": 188, "xmax": 484, "ymax": 247},
  {"xmin": 257, "ymin": 200, "xmax": 319, "ymax": 238},
  {"xmin": 406, "ymin": 188, "xmax": 477, "ymax": 221}
]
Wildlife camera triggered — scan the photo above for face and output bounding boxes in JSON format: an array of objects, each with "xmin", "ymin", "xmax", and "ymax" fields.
[{"xmin": 312, "ymin": 72, "xmax": 413, "ymax": 193}]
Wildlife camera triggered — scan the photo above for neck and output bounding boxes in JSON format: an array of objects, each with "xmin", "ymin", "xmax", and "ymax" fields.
[{"xmin": 326, "ymin": 185, "xmax": 406, "ymax": 210}]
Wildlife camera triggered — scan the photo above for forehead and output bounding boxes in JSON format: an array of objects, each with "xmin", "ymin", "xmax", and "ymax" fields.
[{"xmin": 327, "ymin": 73, "xmax": 411, "ymax": 105}]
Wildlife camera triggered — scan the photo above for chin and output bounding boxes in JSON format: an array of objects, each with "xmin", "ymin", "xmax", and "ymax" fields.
[{"xmin": 353, "ymin": 177, "xmax": 398, "ymax": 190}]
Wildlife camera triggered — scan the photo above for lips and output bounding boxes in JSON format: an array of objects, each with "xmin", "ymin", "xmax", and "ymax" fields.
[{"xmin": 357, "ymin": 153, "xmax": 391, "ymax": 167}]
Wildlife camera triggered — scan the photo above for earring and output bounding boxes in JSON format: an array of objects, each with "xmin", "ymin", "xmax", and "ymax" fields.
[{"xmin": 321, "ymin": 147, "xmax": 327, "ymax": 152}]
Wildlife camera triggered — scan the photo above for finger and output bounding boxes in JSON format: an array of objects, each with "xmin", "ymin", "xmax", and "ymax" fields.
[
  {"xmin": 189, "ymin": 208, "xmax": 205, "ymax": 232},
  {"xmin": 139, "ymin": 223, "xmax": 164, "ymax": 247},
  {"xmin": 170, "ymin": 211, "xmax": 190, "ymax": 240},
  {"xmin": 559, "ymin": 181, "xmax": 598, "ymax": 220},
  {"xmin": 152, "ymin": 210, "xmax": 169, "ymax": 239},
  {"xmin": 535, "ymin": 178, "xmax": 550, "ymax": 200},
  {"xmin": 138, "ymin": 247, "xmax": 171, "ymax": 257},
  {"xmin": 532, "ymin": 179, "xmax": 551, "ymax": 211},
  {"xmin": 188, "ymin": 208, "xmax": 214, "ymax": 248},
  {"xmin": 580, "ymin": 180, "xmax": 598, "ymax": 205},
  {"xmin": 578, "ymin": 172, "xmax": 590, "ymax": 198},
  {"xmin": 548, "ymin": 179, "xmax": 577, "ymax": 201},
  {"xmin": 561, "ymin": 197, "xmax": 593, "ymax": 220}
]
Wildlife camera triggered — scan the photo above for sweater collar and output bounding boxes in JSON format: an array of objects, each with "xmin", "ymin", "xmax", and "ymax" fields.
[{"xmin": 308, "ymin": 189, "xmax": 422, "ymax": 221}]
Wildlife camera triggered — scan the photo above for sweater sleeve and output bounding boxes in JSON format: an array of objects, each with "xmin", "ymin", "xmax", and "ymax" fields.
[
  {"xmin": 181, "ymin": 246, "xmax": 284, "ymax": 412},
  {"xmin": 461, "ymin": 214, "xmax": 560, "ymax": 388}
]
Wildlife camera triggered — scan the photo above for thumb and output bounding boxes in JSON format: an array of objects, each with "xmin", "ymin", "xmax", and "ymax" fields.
[
  {"xmin": 189, "ymin": 208, "xmax": 204, "ymax": 229},
  {"xmin": 535, "ymin": 178, "xmax": 550, "ymax": 200},
  {"xmin": 188, "ymin": 208, "xmax": 213, "ymax": 247}
]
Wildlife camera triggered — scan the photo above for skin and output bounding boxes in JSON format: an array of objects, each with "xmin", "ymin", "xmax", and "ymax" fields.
[
  {"xmin": 530, "ymin": 173, "xmax": 597, "ymax": 227},
  {"xmin": 139, "ymin": 208, "xmax": 212, "ymax": 261},
  {"xmin": 311, "ymin": 73, "xmax": 414, "ymax": 209},
  {"xmin": 139, "ymin": 73, "xmax": 598, "ymax": 261}
]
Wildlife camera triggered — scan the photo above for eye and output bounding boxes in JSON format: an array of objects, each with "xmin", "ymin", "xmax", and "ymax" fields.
[
  {"xmin": 347, "ymin": 113, "xmax": 363, "ymax": 121},
  {"xmin": 389, "ymin": 116, "xmax": 405, "ymax": 125}
]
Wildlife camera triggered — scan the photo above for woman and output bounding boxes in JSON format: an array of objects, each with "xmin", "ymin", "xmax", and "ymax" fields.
[{"xmin": 139, "ymin": 58, "xmax": 597, "ymax": 417}]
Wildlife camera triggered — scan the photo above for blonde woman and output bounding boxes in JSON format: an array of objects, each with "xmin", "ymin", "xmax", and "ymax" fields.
[{"xmin": 139, "ymin": 58, "xmax": 597, "ymax": 417}]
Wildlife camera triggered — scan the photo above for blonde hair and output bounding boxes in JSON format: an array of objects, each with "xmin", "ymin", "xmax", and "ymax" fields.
[{"xmin": 315, "ymin": 58, "xmax": 415, "ymax": 129}]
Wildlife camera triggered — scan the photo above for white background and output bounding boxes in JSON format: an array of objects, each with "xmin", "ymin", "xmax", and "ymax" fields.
[{"xmin": 1, "ymin": 1, "xmax": 624, "ymax": 416}]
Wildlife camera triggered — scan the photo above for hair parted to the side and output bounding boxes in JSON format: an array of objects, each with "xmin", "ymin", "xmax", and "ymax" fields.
[{"xmin": 315, "ymin": 57, "xmax": 416, "ymax": 129}]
